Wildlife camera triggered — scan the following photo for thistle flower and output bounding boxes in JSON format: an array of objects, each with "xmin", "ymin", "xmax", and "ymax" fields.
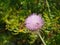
[
  {"xmin": 25, "ymin": 13, "xmax": 46, "ymax": 45},
  {"xmin": 25, "ymin": 13, "xmax": 44, "ymax": 31}
]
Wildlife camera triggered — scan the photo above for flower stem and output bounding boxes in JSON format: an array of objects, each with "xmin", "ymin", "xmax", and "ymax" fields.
[
  {"xmin": 46, "ymin": 0, "xmax": 51, "ymax": 14},
  {"xmin": 46, "ymin": 0, "xmax": 52, "ymax": 19},
  {"xmin": 37, "ymin": 31, "xmax": 46, "ymax": 45}
]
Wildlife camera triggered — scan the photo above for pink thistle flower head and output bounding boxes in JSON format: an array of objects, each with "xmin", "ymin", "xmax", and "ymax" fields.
[{"xmin": 25, "ymin": 13, "xmax": 44, "ymax": 31}]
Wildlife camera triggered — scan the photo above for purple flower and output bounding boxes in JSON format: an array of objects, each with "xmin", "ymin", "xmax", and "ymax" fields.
[{"xmin": 25, "ymin": 13, "xmax": 44, "ymax": 31}]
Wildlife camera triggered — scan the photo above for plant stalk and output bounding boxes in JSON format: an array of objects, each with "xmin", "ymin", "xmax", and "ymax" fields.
[{"xmin": 37, "ymin": 31, "xmax": 46, "ymax": 45}]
